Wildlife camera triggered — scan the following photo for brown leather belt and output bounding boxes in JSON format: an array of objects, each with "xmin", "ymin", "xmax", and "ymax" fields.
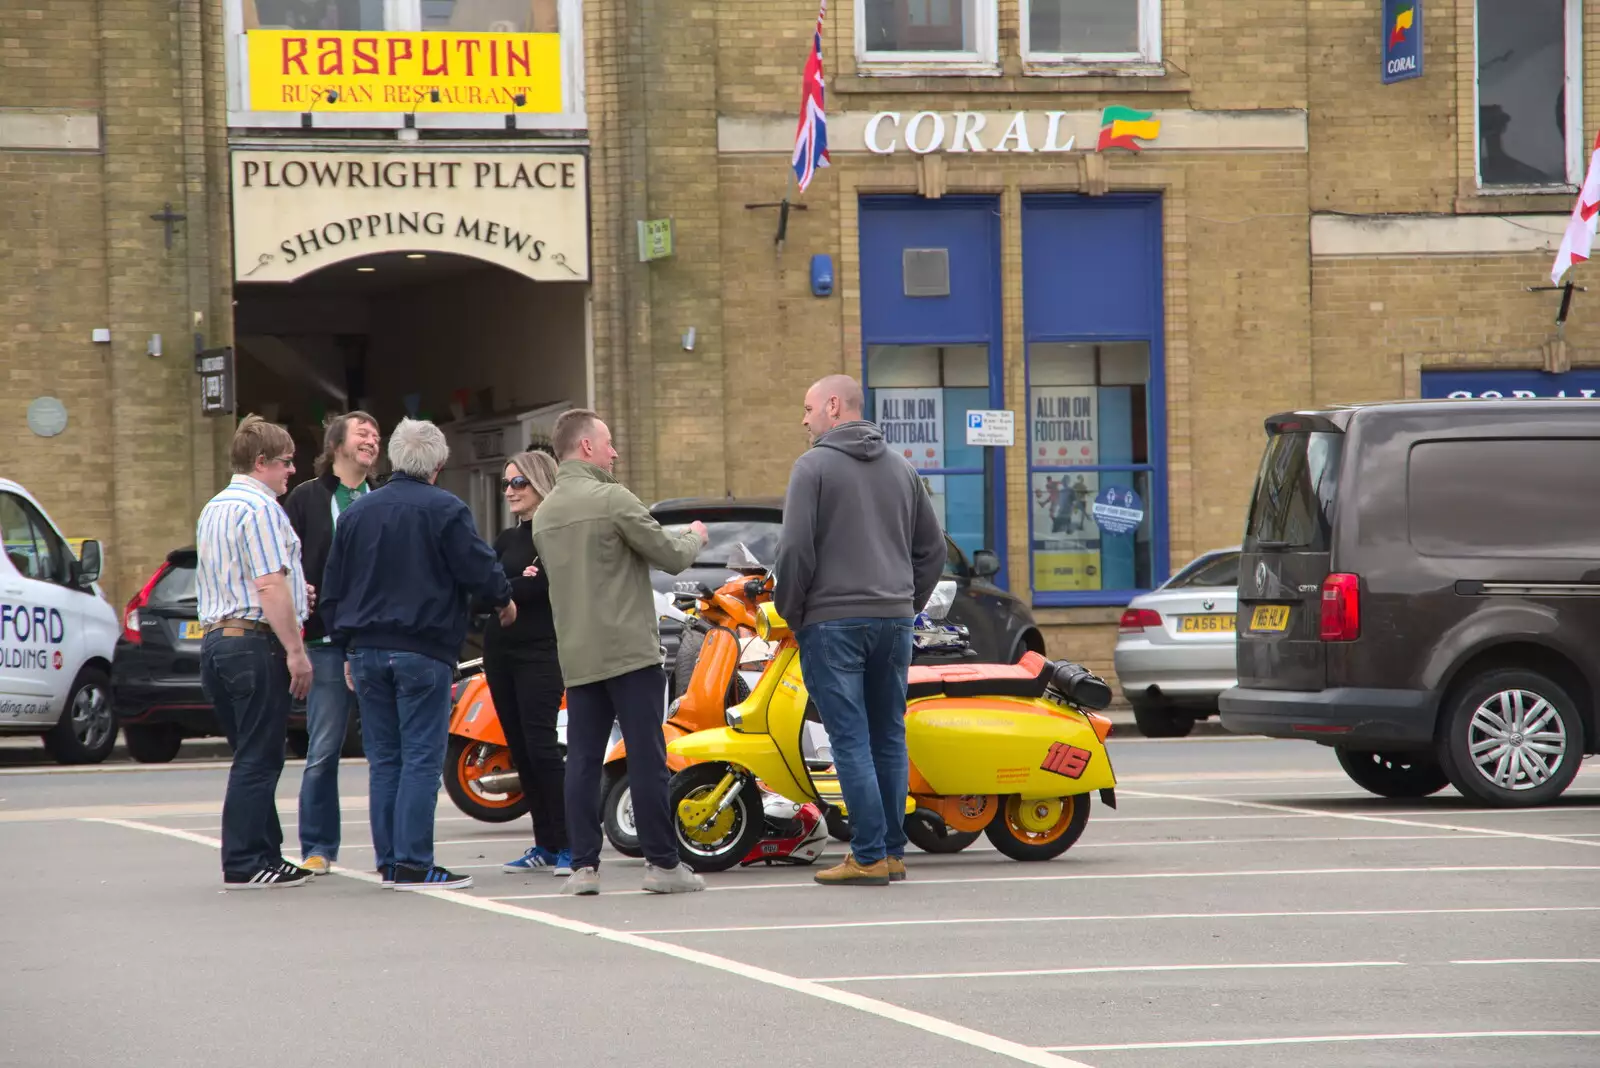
[{"xmin": 205, "ymin": 617, "xmax": 274, "ymax": 638}]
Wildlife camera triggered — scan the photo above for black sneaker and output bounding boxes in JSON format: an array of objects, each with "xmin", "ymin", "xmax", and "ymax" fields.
[
  {"xmin": 392, "ymin": 864, "xmax": 473, "ymax": 891},
  {"xmin": 224, "ymin": 864, "xmax": 311, "ymax": 890},
  {"xmin": 378, "ymin": 863, "xmax": 396, "ymax": 888}
]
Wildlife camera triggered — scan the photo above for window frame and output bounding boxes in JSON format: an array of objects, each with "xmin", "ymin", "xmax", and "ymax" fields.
[
  {"xmin": 1020, "ymin": 0, "xmax": 1163, "ymax": 71},
  {"xmin": 224, "ymin": 0, "xmax": 587, "ymax": 131},
  {"xmin": 1024, "ymin": 336, "xmax": 1168, "ymax": 609},
  {"xmin": 1472, "ymin": 0, "xmax": 1583, "ymax": 192},
  {"xmin": 854, "ymin": 0, "xmax": 1000, "ymax": 75}
]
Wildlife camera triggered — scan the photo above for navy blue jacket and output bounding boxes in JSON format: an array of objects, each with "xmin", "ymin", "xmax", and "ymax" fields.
[{"xmin": 319, "ymin": 473, "xmax": 513, "ymax": 666}]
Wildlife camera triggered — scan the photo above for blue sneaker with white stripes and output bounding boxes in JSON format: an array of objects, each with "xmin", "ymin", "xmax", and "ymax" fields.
[
  {"xmin": 553, "ymin": 849, "xmax": 573, "ymax": 876},
  {"xmin": 393, "ymin": 864, "xmax": 473, "ymax": 891},
  {"xmin": 502, "ymin": 845, "xmax": 558, "ymax": 873}
]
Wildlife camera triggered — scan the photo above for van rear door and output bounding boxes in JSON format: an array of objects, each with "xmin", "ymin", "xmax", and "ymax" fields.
[{"xmin": 1236, "ymin": 417, "xmax": 1346, "ymax": 692}]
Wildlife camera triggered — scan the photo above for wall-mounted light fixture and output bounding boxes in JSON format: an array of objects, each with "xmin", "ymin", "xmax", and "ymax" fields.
[{"xmin": 300, "ymin": 89, "xmax": 338, "ymax": 129}]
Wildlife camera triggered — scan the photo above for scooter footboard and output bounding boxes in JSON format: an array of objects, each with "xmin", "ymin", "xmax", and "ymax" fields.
[{"xmin": 906, "ymin": 697, "xmax": 1116, "ymax": 799}]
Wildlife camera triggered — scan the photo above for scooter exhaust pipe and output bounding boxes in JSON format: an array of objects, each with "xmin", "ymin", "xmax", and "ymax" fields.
[{"xmin": 474, "ymin": 771, "xmax": 522, "ymax": 793}]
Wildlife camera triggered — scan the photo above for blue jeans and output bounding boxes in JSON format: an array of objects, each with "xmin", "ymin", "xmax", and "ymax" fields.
[
  {"xmin": 347, "ymin": 648, "xmax": 452, "ymax": 872},
  {"xmin": 297, "ymin": 644, "xmax": 356, "ymax": 862},
  {"xmin": 795, "ymin": 617, "xmax": 914, "ymax": 865},
  {"xmin": 199, "ymin": 631, "xmax": 290, "ymax": 875}
]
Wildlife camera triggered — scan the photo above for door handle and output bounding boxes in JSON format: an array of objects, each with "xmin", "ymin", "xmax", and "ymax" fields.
[{"xmin": 3, "ymin": 587, "xmax": 22, "ymax": 596}]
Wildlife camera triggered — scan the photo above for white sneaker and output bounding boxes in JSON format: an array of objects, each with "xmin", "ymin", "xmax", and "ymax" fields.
[
  {"xmin": 642, "ymin": 861, "xmax": 705, "ymax": 894},
  {"xmin": 562, "ymin": 867, "xmax": 600, "ymax": 895}
]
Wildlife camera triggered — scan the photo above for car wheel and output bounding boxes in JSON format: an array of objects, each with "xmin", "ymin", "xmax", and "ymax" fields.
[
  {"xmin": 1130, "ymin": 698, "xmax": 1195, "ymax": 739},
  {"xmin": 123, "ymin": 724, "xmax": 184, "ymax": 764},
  {"xmin": 42, "ymin": 669, "xmax": 116, "ymax": 765},
  {"xmin": 1437, "ymin": 669, "xmax": 1585, "ymax": 807},
  {"xmin": 1335, "ymin": 749, "xmax": 1450, "ymax": 798},
  {"xmin": 286, "ymin": 729, "xmax": 309, "ymax": 760}
]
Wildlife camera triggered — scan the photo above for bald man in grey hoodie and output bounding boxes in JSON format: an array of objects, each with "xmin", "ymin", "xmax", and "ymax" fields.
[{"xmin": 773, "ymin": 374, "xmax": 946, "ymax": 887}]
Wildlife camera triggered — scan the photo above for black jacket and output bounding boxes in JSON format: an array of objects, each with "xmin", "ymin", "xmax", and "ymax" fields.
[
  {"xmin": 283, "ymin": 472, "xmax": 346, "ymax": 642},
  {"xmin": 480, "ymin": 521, "xmax": 559, "ymax": 664},
  {"xmin": 320, "ymin": 473, "xmax": 513, "ymax": 666}
]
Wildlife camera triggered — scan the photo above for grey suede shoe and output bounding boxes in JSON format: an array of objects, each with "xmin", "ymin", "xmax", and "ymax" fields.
[
  {"xmin": 642, "ymin": 861, "xmax": 705, "ymax": 894},
  {"xmin": 561, "ymin": 867, "xmax": 600, "ymax": 895}
]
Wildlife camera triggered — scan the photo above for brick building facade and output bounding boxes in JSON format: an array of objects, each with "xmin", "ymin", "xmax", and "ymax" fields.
[
  {"xmin": 5, "ymin": 0, "xmax": 1597, "ymax": 695},
  {"xmin": 590, "ymin": 0, "xmax": 1600, "ymax": 685}
]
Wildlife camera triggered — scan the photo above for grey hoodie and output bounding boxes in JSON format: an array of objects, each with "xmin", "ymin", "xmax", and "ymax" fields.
[{"xmin": 773, "ymin": 420, "xmax": 947, "ymax": 632}]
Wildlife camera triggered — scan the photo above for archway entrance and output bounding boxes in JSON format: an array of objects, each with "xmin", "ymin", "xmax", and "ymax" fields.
[{"xmin": 233, "ymin": 248, "xmax": 589, "ymax": 536}]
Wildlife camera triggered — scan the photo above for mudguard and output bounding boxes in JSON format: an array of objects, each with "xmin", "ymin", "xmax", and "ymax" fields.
[
  {"xmin": 906, "ymin": 696, "xmax": 1117, "ymax": 799},
  {"xmin": 668, "ymin": 727, "xmax": 814, "ymax": 801},
  {"xmin": 448, "ymin": 676, "xmax": 507, "ymax": 747}
]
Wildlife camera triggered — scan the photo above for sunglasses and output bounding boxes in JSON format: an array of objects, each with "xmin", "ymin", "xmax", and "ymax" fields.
[{"xmin": 501, "ymin": 476, "xmax": 531, "ymax": 491}]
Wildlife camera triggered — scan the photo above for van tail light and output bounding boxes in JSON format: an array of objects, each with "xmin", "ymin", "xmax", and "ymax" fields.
[
  {"xmin": 122, "ymin": 564, "xmax": 169, "ymax": 645},
  {"xmin": 1319, "ymin": 573, "xmax": 1361, "ymax": 642},
  {"xmin": 1119, "ymin": 608, "xmax": 1163, "ymax": 634}
]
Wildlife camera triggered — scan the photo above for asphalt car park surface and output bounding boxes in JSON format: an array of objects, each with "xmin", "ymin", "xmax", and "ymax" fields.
[{"xmin": 3, "ymin": 736, "xmax": 1597, "ymax": 1068}]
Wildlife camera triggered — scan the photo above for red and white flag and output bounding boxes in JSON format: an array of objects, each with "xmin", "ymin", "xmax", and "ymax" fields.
[
  {"xmin": 1552, "ymin": 130, "xmax": 1600, "ymax": 284},
  {"xmin": 791, "ymin": 0, "xmax": 829, "ymax": 193}
]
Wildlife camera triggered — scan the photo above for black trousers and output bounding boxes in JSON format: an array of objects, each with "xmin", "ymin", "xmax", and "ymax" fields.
[
  {"xmin": 483, "ymin": 651, "xmax": 569, "ymax": 852},
  {"xmin": 564, "ymin": 664, "xmax": 677, "ymax": 871}
]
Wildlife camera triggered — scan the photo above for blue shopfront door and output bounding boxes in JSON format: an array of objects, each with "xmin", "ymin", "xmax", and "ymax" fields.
[{"xmin": 859, "ymin": 195, "xmax": 1006, "ymax": 582}]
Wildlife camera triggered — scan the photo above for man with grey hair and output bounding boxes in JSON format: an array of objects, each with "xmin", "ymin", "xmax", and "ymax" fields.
[{"xmin": 320, "ymin": 417, "xmax": 516, "ymax": 891}]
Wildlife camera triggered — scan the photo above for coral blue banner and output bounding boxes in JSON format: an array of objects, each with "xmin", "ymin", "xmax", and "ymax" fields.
[
  {"xmin": 1420, "ymin": 369, "xmax": 1600, "ymax": 399},
  {"xmin": 1382, "ymin": 0, "xmax": 1422, "ymax": 85}
]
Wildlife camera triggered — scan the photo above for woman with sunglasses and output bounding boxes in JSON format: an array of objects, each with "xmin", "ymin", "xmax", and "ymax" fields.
[{"xmin": 483, "ymin": 449, "xmax": 572, "ymax": 875}]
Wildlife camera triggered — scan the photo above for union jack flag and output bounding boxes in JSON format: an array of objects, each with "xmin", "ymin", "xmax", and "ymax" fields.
[{"xmin": 791, "ymin": 0, "xmax": 829, "ymax": 193}]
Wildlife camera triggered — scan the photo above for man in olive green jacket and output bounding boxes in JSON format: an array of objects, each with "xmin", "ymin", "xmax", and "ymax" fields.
[{"xmin": 530, "ymin": 408, "xmax": 708, "ymax": 895}]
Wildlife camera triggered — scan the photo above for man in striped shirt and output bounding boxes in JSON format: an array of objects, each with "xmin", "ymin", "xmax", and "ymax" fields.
[{"xmin": 196, "ymin": 414, "xmax": 317, "ymax": 890}]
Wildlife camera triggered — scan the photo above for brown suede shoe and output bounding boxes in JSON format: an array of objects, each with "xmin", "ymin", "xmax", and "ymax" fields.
[
  {"xmin": 814, "ymin": 853, "xmax": 891, "ymax": 886},
  {"xmin": 886, "ymin": 856, "xmax": 906, "ymax": 882}
]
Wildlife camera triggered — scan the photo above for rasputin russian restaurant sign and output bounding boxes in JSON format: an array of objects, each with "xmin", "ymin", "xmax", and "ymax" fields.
[{"xmin": 1382, "ymin": 0, "xmax": 1422, "ymax": 84}]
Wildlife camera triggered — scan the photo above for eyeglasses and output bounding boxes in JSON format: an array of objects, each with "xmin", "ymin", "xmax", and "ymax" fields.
[
  {"xmin": 270, "ymin": 456, "xmax": 295, "ymax": 468},
  {"xmin": 501, "ymin": 476, "xmax": 531, "ymax": 491}
]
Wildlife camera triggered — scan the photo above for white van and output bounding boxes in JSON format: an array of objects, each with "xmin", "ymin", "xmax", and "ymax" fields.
[{"xmin": 0, "ymin": 480, "xmax": 120, "ymax": 764}]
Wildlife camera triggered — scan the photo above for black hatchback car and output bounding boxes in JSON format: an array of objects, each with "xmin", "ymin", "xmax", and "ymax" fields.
[
  {"xmin": 1219, "ymin": 399, "xmax": 1600, "ymax": 807},
  {"xmin": 647, "ymin": 496, "xmax": 1045, "ymax": 695},
  {"xmin": 111, "ymin": 547, "xmax": 344, "ymax": 762}
]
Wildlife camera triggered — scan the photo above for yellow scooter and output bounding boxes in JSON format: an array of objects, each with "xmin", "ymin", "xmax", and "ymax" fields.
[{"xmin": 666, "ymin": 589, "xmax": 1119, "ymax": 872}]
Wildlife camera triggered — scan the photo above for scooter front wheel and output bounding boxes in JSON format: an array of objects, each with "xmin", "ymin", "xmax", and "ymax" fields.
[
  {"xmin": 670, "ymin": 763, "xmax": 765, "ymax": 873},
  {"xmin": 984, "ymin": 793, "xmax": 1090, "ymax": 861}
]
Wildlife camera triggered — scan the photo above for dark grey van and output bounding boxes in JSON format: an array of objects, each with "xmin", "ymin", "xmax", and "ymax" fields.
[{"xmin": 1219, "ymin": 400, "xmax": 1597, "ymax": 807}]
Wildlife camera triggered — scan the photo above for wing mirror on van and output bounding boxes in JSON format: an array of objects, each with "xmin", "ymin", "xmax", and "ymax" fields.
[
  {"xmin": 972, "ymin": 550, "xmax": 1000, "ymax": 578},
  {"xmin": 76, "ymin": 540, "xmax": 103, "ymax": 587}
]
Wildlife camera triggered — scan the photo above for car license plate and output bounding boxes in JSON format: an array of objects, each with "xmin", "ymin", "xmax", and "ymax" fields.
[
  {"xmin": 182, "ymin": 620, "xmax": 205, "ymax": 640},
  {"xmin": 1250, "ymin": 605, "xmax": 1291, "ymax": 632},
  {"xmin": 1179, "ymin": 614, "xmax": 1236, "ymax": 633}
]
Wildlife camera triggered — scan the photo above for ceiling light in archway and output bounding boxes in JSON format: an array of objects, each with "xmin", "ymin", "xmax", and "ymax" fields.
[
  {"xmin": 356, "ymin": 267, "xmax": 376, "ymax": 273},
  {"xmin": 406, "ymin": 253, "xmax": 426, "ymax": 260}
]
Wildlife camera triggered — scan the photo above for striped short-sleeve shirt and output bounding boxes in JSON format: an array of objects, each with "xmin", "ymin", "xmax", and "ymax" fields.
[{"xmin": 195, "ymin": 475, "xmax": 309, "ymax": 627}]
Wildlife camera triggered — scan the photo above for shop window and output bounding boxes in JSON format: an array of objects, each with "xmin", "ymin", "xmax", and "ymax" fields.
[
  {"xmin": 1475, "ymin": 0, "xmax": 1581, "ymax": 190},
  {"xmin": 857, "ymin": 0, "xmax": 997, "ymax": 71},
  {"xmin": 421, "ymin": 0, "xmax": 558, "ymax": 33},
  {"xmin": 1026, "ymin": 341, "xmax": 1156, "ymax": 600},
  {"xmin": 865, "ymin": 344, "xmax": 993, "ymax": 563},
  {"xmin": 1023, "ymin": 0, "xmax": 1161, "ymax": 65}
]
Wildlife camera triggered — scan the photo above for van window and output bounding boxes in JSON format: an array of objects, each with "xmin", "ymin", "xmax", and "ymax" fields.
[
  {"xmin": 1408, "ymin": 439, "xmax": 1600, "ymax": 557},
  {"xmin": 1243, "ymin": 432, "xmax": 1344, "ymax": 551}
]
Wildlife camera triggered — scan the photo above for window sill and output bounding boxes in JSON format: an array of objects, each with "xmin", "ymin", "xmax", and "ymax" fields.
[
  {"xmin": 833, "ymin": 70, "xmax": 1191, "ymax": 95},
  {"xmin": 1455, "ymin": 188, "xmax": 1577, "ymax": 213}
]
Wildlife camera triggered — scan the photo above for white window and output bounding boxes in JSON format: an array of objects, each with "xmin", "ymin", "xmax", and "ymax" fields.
[
  {"xmin": 1023, "ymin": 0, "xmax": 1161, "ymax": 67},
  {"xmin": 1475, "ymin": 0, "xmax": 1582, "ymax": 190},
  {"xmin": 856, "ymin": 0, "xmax": 997, "ymax": 73}
]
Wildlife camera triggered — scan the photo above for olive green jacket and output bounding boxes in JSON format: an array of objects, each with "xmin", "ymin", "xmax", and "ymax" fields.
[{"xmin": 528, "ymin": 460, "xmax": 701, "ymax": 687}]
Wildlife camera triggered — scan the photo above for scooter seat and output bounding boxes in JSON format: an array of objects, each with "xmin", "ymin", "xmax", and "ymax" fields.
[{"xmin": 905, "ymin": 650, "xmax": 1056, "ymax": 701}]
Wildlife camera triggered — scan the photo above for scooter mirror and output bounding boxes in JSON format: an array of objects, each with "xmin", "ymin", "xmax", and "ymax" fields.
[
  {"xmin": 924, "ymin": 580, "xmax": 957, "ymax": 620},
  {"xmin": 654, "ymin": 589, "xmax": 690, "ymax": 624}
]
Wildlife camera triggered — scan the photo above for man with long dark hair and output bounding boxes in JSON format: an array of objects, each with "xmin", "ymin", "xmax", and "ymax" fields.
[{"xmin": 283, "ymin": 410, "xmax": 380, "ymax": 875}]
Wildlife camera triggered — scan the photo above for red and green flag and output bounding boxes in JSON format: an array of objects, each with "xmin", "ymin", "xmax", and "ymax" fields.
[{"xmin": 1097, "ymin": 107, "xmax": 1161, "ymax": 152}]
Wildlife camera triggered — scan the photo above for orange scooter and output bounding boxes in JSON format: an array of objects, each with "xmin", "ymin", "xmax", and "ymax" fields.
[
  {"xmin": 443, "ymin": 659, "xmax": 565, "ymax": 823},
  {"xmin": 600, "ymin": 548, "xmax": 775, "ymax": 855}
]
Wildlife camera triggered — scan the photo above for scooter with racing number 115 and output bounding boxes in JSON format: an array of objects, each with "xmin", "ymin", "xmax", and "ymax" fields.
[{"xmin": 665, "ymin": 584, "xmax": 1120, "ymax": 873}]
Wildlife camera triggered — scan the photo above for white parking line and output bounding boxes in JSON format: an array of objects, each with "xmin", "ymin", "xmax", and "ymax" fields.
[
  {"xmin": 1120, "ymin": 789, "xmax": 1600, "ymax": 849},
  {"xmin": 84, "ymin": 817, "xmax": 1098, "ymax": 1068},
  {"xmin": 632, "ymin": 904, "xmax": 1600, "ymax": 937},
  {"xmin": 1452, "ymin": 958, "xmax": 1600, "ymax": 966},
  {"xmin": 487, "ymin": 863, "xmax": 1600, "ymax": 900},
  {"xmin": 811, "ymin": 961, "xmax": 1404, "ymax": 983},
  {"xmin": 1045, "ymin": 1030, "xmax": 1600, "ymax": 1053}
]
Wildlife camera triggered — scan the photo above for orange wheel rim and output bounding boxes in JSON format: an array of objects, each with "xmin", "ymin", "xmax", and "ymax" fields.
[
  {"xmin": 456, "ymin": 743, "xmax": 523, "ymax": 808},
  {"xmin": 1004, "ymin": 795, "xmax": 1075, "ymax": 844}
]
